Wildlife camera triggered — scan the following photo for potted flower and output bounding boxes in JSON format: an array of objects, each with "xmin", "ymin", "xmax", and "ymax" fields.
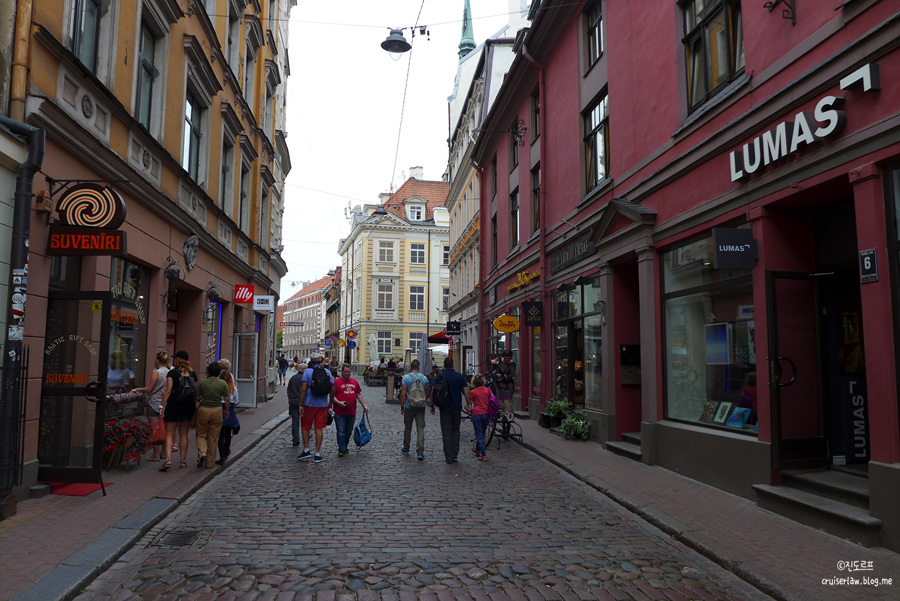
[
  {"xmin": 541, "ymin": 397, "xmax": 573, "ymax": 429},
  {"xmin": 558, "ymin": 413, "xmax": 591, "ymax": 440},
  {"xmin": 104, "ymin": 417, "xmax": 153, "ymax": 469}
]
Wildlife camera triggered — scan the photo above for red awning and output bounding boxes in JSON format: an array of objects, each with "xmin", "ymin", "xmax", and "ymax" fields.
[{"xmin": 427, "ymin": 330, "xmax": 450, "ymax": 343}]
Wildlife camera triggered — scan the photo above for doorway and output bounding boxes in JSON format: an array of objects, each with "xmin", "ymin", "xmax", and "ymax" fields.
[
  {"xmin": 766, "ymin": 199, "xmax": 868, "ymax": 471},
  {"xmin": 233, "ymin": 331, "xmax": 258, "ymax": 408}
]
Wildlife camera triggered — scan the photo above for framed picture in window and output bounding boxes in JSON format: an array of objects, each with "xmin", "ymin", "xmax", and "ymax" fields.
[
  {"xmin": 699, "ymin": 400, "xmax": 719, "ymax": 423},
  {"xmin": 726, "ymin": 407, "xmax": 752, "ymax": 428},
  {"xmin": 713, "ymin": 401, "xmax": 733, "ymax": 423}
]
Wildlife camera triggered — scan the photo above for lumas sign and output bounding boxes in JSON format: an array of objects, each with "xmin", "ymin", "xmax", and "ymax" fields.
[{"xmin": 729, "ymin": 64, "xmax": 880, "ymax": 182}]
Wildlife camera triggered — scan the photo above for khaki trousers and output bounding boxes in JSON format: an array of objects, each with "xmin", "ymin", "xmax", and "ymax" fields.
[{"xmin": 195, "ymin": 405, "xmax": 223, "ymax": 467}]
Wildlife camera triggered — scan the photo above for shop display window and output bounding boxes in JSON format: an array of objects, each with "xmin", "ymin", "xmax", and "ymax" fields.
[
  {"xmin": 552, "ymin": 276, "xmax": 603, "ymax": 409},
  {"xmin": 107, "ymin": 258, "xmax": 148, "ymax": 418},
  {"xmin": 662, "ymin": 235, "xmax": 756, "ymax": 433}
]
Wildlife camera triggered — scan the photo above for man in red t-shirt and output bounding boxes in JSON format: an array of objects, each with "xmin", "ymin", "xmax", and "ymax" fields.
[{"xmin": 330, "ymin": 363, "xmax": 369, "ymax": 456}]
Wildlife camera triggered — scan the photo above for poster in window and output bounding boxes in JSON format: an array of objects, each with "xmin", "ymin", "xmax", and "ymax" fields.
[
  {"xmin": 705, "ymin": 323, "xmax": 731, "ymax": 365},
  {"xmin": 713, "ymin": 401, "xmax": 733, "ymax": 423},
  {"xmin": 699, "ymin": 400, "xmax": 719, "ymax": 423}
]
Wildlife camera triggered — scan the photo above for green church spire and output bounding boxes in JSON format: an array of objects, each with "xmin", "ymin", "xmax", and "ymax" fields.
[{"xmin": 459, "ymin": 0, "xmax": 476, "ymax": 58}]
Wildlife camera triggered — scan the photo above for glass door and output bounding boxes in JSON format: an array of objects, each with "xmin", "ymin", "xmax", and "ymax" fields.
[
  {"xmin": 766, "ymin": 271, "xmax": 830, "ymax": 469},
  {"xmin": 233, "ymin": 332, "xmax": 258, "ymax": 408},
  {"xmin": 38, "ymin": 292, "xmax": 111, "ymax": 484}
]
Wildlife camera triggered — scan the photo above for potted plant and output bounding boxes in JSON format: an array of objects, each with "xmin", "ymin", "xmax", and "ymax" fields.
[
  {"xmin": 104, "ymin": 417, "xmax": 153, "ymax": 470},
  {"xmin": 558, "ymin": 413, "xmax": 591, "ymax": 440},
  {"xmin": 543, "ymin": 397, "xmax": 573, "ymax": 429}
]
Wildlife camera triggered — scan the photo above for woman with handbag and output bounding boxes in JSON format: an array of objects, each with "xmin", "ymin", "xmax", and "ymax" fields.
[
  {"xmin": 195, "ymin": 362, "xmax": 230, "ymax": 469},
  {"xmin": 158, "ymin": 350, "xmax": 198, "ymax": 471},
  {"xmin": 216, "ymin": 370, "xmax": 240, "ymax": 465},
  {"xmin": 133, "ymin": 351, "xmax": 169, "ymax": 461}
]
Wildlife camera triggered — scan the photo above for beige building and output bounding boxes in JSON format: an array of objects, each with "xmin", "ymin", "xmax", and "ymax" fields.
[
  {"xmin": 0, "ymin": 0, "xmax": 291, "ymax": 504},
  {"xmin": 339, "ymin": 170, "xmax": 450, "ymax": 372}
]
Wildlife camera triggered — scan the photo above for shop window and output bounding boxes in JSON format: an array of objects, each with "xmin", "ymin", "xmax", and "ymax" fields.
[
  {"xmin": 552, "ymin": 277, "xmax": 603, "ymax": 409},
  {"xmin": 531, "ymin": 326, "xmax": 541, "ymax": 388},
  {"xmin": 662, "ymin": 234, "xmax": 756, "ymax": 432},
  {"xmin": 107, "ymin": 258, "xmax": 149, "ymax": 418},
  {"xmin": 682, "ymin": 0, "xmax": 744, "ymax": 110}
]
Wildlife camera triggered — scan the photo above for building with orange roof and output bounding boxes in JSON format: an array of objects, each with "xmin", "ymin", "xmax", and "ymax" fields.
[
  {"xmin": 279, "ymin": 274, "xmax": 333, "ymax": 361},
  {"xmin": 338, "ymin": 168, "xmax": 450, "ymax": 371}
]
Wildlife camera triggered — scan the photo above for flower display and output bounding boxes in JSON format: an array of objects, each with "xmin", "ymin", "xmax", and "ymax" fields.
[{"xmin": 104, "ymin": 417, "xmax": 153, "ymax": 465}]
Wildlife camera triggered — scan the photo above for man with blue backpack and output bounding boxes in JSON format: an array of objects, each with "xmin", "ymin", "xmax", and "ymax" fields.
[
  {"xmin": 431, "ymin": 356, "xmax": 470, "ymax": 464},
  {"xmin": 399, "ymin": 359, "xmax": 429, "ymax": 460},
  {"xmin": 296, "ymin": 354, "xmax": 334, "ymax": 463}
]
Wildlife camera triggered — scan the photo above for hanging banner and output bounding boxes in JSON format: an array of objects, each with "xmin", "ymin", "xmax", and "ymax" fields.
[{"xmin": 523, "ymin": 301, "xmax": 543, "ymax": 327}]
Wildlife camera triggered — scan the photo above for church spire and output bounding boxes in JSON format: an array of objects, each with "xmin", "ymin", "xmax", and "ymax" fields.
[{"xmin": 459, "ymin": 0, "xmax": 476, "ymax": 58}]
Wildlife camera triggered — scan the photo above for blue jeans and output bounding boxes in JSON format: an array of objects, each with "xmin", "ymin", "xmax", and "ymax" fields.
[
  {"xmin": 472, "ymin": 414, "xmax": 488, "ymax": 457},
  {"xmin": 334, "ymin": 413, "xmax": 355, "ymax": 452},
  {"xmin": 289, "ymin": 401, "xmax": 300, "ymax": 444}
]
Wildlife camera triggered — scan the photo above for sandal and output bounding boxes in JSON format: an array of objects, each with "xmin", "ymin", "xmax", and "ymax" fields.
[
  {"xmin": 158, "ymin": 460, "xmax": 171, "ymax": 472},
  {"xmin": 180, "ymin": 461, "xmax": 188, "ymax": 468}
]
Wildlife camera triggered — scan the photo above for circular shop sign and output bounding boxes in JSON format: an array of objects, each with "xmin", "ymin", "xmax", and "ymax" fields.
[{"xmin": 493, "ymin": 315, "xmax": 520, "ymax": 333}]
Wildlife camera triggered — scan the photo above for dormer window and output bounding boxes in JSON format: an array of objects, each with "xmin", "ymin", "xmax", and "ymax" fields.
[{"xmin": 407, "ymin": 204, "xmax": 424, "ymax": 221}]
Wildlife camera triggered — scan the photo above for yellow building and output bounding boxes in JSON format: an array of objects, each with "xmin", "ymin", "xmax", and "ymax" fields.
[
  {"xmin": 339, "ymin": 170, "xmax": 450, "ymax": 372},
  {"xmin": 0, "ymin": 0, "xmax": 291, "ymax": 502}
]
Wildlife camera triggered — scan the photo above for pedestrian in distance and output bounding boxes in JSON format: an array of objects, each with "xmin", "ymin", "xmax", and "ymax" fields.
[
  {"xmin": 195, "ymin": 361, "xmax": 231, "ymax": 468},
  {"xmin": 216, "ymin": 369, "xmax": 240, "ymax": 465},
  {"xmin": 399, "ymin": 359, "xmax": 429, "ymax": 460},
  {"xmin": 491, "ymin": 349, "xmax": 517, "ymax": 436},
  {"xmin": 293, "ymin": 355, "xmax": 300, "ymax": 371},
  {"xmin": 134, "ymin": 351, "xmax": 169, "ymax": 461},
  {"xmin": 158, "ymin": 350, "xmax": 197, "ymax": 471},
  {"xmin": 277, "ymin": 353, "xmax": 289, "ymax": 385},
  {"xmin": 330, "ymin": 363, "xmax": 369, "ymax": 456},
  {"xmin": 386, "ymin": 356, "xmax": 397, "ymax": 398},
  {"xmin": 432, "ymin": 356, "xmax": 469, "ymax": 463},
  {"xmin": 296, "ymin": 354, "xmax": 335, "ymax": 463},
  {"xmin": 468, "ymin": 373, "xmax": 492, "ymax": 461},
  {"xmin": 287, "ymin": 364, "xmax": 304, "ymax": 446}
]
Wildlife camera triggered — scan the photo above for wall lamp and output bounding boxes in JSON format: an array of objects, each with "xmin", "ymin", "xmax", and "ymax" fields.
[
  {"xmin": 203, "ymin": 282, "xmax": 222, "ymax": 324},
  {"xmin": 556, "ymin": 282, "xmax": 569, "ymax": 292},
  {"xmin": 162, "ymin": 257, "xmax": 184, "ymax": 310},
  {"xmin": 572, "ymin": 275, "xmax": 587, "ymax": 286}
]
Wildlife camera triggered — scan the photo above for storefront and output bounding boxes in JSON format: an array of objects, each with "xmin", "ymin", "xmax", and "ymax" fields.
[{"xmin": 552, "ymin": 276, "xmax": 603, "ymax": 411}]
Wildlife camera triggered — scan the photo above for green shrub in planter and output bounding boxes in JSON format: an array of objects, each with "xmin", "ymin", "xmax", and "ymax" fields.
[
  {"xmin": 558, "ymin": 413, "xmax": 590, "ymax": 440},
  {"xmin": 544, "ymin": 398, "xmax": 573, "ymax": 417}
]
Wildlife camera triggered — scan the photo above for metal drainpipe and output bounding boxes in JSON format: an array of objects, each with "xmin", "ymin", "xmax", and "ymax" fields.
[
  {"xmin": 0, "ymin": 115, "xmax": 45, "ymax": 514},
  {"xmin": 522, "ymin": 45, "xmax": 547, "ymax": 412}
]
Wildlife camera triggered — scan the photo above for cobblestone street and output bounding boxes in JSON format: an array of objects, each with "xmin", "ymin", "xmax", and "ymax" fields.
[{"xmin": 76, "ymin": 385, "xmax": 771, "ymax": 601}]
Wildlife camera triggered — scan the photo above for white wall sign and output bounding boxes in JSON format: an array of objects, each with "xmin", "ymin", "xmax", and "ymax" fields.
[{"xmin": 254, "ymin": 295, "xmax": 275, "ymax": 312}]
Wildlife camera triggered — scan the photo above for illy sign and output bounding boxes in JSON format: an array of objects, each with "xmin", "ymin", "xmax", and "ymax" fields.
[{"xmin": 234, "ymin": 285, "xmax": 254, "ymax": 303}]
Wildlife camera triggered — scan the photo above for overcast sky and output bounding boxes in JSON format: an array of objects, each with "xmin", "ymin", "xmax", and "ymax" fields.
[{"xmin": 279, "ymin": 0, "xmax": 516, "ymax": 293}]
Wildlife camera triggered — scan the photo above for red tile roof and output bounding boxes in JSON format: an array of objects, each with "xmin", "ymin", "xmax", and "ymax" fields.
[
  {"xmin": 381, "ymin": 178, "xmax": 449, "ymax": 221},
  {"xmin": 285, "ymin": 275, "xmax": 332, "ymax": 302}
]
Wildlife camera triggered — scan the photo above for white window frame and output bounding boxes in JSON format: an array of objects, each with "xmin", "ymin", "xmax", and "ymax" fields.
[
  {"xmin": 67, "ymin": 0, "xmax": 119, "ymax": 84},
  {"xmin": 408, "ymin": 205, "xmax": 424, "ymax": 221},
  {"xmin": 378, "ymin": 240, "xmax": 395, "ymax": 263},
  {"xmin": 410, "ymin": 243, "xmax": 425, "ymax": 265},
  {"xmin": 377, "ymin": 283, "xmax": 394, "ymax": 310},
  {"xmin": 409, "ymin": 286, "xmax": 425, "ymax": 311},
  {"xmin": 408, "ymin": 333, "xmax": 423, "ymax": 354},
  {"xmin": 442, "ymin": 287, "xmax": 450, "ymax": 312},
  {"xmin": 442, "ymin": 244, "xmax": 450, "ymax": 266},
  {"xmin": 377, "ymin": 331, "xmax": 392, "ymax": 355}
]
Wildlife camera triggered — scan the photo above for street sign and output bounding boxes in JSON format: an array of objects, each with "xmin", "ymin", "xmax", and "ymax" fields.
[
  {"xmin": 346, "ymin": 329, "xmax": 357, "ymax": 339},
  {"xmin": 280, "ymin": 321, "xmax": 303, "ymax": 327}
]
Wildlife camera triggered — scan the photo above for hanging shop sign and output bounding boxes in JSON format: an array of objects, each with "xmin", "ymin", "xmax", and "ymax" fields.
[
  {"xmin": 47, "ymin": 183, "xmax": 127, "ymax": 257},
  {"xmin": 729, "ymin": 63, "xmax": 880, "ymax": 182},
  {"xmin": 523, "ymin": 301, "xmax": 543, "ymax": 327},
  {"xmin": 446, "ymin": 320, "xmax": 461, "ymax": 336},
  {"xmin": 493, "ymin": 315, "xmax": 520, "ymax": 333},
  {"xmin": 507, "ymin": 270, "xmax": 540, "ymax": 292},
  {"xmin": 551, "ymin": 236, "xmax": 596, "ymax": 274},
  {"xmin": 234, "ymin": 285, "xmax": 254, "ymax": 303},
  {"xmin": 280, "ymin": 321, "xmax": 303, "ymax": 327},
  {"xmin": 712, "ymin": 228, "xmax": 758, "ymax": 269},
  {"xmin": 254, "ymin": 295, "xmax": 274, "ymax": 311}
]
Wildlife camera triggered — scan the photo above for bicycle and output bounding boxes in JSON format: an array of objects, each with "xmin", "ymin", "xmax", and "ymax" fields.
[{"xmin": 467, "ymin": 360, "xmax": 523, "ymax": 450}]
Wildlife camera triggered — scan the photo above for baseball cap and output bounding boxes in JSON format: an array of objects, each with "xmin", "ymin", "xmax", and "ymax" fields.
[{"xmin": 174, "ymin": 350, "xmax": 189, "ymax": 360}]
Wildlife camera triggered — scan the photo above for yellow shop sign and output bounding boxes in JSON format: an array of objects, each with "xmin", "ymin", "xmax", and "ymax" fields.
[
  {"xmin": 507, "ymin": 270, "xmax": 540, "ymax": 292},
  {"xmin": 493, "ymin": 315, "xmax": 520, "ymax": 333}
]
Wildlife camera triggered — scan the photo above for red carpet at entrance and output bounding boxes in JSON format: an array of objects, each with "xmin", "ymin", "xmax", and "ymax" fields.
[{"xmin": 47, "ymin": 482, "xmax": 111, "ymax": 496}]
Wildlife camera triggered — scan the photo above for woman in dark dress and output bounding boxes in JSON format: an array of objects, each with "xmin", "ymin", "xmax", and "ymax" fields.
[{"xmin": 158, "ymin": 350, "xmax": 197, "ymax": 471}]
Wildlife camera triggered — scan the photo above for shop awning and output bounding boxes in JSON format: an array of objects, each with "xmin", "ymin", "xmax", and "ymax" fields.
[{"xmin": 427, "ymin": 330, "xmax": 450, "ymax": 343}]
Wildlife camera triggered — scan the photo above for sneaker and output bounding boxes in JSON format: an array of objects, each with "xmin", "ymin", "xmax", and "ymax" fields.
[
  {"xmin": 401, "ymin": 448, "xmax": 410, "ymax": 455},
  {"xmin": 297, "ymin": 450, "xmax": 312, "ymax": 460},
  {"xmin": 417, "ymin": 452, "xmax": 424, "ymax": 460},
  {"xmin": 338, "ymin": 451, "xmax": 345, "ymax": 457},
  {"xmin": 472, "ymin": 446, "xmax": 478, "ymax": 454},
  {"xmin": 478, "ymin": 455, "xmax": 488, "ymax": 461},
  {"xmin": 292, "ymin": 441, "xmax": 300, "ymax": 446},
  {"xmin": 314, "ymin": 454, "xmax": 323, "ymax": 463}
]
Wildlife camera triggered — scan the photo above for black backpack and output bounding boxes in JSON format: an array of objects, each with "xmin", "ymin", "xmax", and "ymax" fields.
[
  {"xmin": 309, "ymin": 365, "xmax": 333, "ymax": 396},
  {"xmin": 174, "ymin": 372, "xmax": 195, "ymax": 405},
  {"xmin": 432, "ymin": 374, "xmax": 451, "ymax": 409}
]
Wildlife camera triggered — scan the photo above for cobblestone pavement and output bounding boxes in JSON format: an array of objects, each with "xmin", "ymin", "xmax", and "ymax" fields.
[{"xmin": 76, "ymin": 386, "xmax": 772, "ymax": 601}]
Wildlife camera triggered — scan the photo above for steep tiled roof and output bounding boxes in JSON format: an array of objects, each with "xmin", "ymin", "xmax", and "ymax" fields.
[
  {"xmin": 285, "ymin": 275, "xmax": 332, "ymax": 302},
  {"xmin": 381, "ymin": 178, "xmax": 449, "ymax": 222}
]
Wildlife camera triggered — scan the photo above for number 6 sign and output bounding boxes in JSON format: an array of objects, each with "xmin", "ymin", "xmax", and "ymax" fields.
[{"xmin": 859, "ymin": 249, "xmax": 877, "ymax": 283}]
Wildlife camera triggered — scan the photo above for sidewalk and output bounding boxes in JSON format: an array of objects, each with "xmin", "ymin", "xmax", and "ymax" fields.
[
  {"xmin": 1, "ymin": 385, "xmax": 292, "ymax": 601},
  {"xmin": 3, "ymin": 390, "xmax": 899, "ymax": 601}
]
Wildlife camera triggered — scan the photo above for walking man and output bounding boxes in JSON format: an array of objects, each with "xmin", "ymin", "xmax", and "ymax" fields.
[
  {"xmin": 492, "ymin": 350, "xmax": 517, "ymax": 435},
  {"xmin": 296, "ymin": 354, "xmax": 334, "ymax": 462},
  {"xmin": 287, "ymin": 364, "xmax": 304, "ymax": 446},
  {"xmin": 277, "ymin": 353, "xmax": 289, "ymax": 385},
  {"xmin": 433, "ymin": 356, "xmax": 469, "ymax": 463},
  {"xmin": 331, "ymin": 363, "xmax": 368, "ymax": 456},
  {"xmin": 399, "ymin": 359, "xmax": 429, "ymax": 460}
]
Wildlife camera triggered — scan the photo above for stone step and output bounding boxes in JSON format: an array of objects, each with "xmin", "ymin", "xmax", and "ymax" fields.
[
  {"xmin": 782, "ymin": 469, "xmax": 870, "ymax": 509},
  {"xmin": 605, "ymin": 440, "xmax": 642, "ymax": 461},
  {"xmin": 621, "ymin": 431, "xmax": 642, "ymax": 446},
  {"xmin": 753, "ymin": 484, "xmax": 881, "ymax": 547}
]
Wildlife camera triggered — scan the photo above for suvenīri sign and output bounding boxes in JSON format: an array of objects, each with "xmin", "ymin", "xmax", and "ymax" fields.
[{"xmin": 46, "ymin": 183, "xmax": 127, "ymax": 257}]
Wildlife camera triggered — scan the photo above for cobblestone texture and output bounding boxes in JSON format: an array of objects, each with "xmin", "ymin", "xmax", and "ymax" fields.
[{"xmin": 76, "ymin": 386, "xmax": 771, "ymax": 601}]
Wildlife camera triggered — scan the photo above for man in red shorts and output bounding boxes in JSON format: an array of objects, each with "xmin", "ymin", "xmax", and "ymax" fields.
[{"xmin": 296, "ymin": 354, "xmax": 334, "ymax": 463}]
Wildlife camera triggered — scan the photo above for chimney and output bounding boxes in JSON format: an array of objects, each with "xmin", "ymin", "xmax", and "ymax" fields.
[
  {"xmin": 409, "ymin": 166, "xmax": 424, "ymax": 180},
  {"xmin": 378, "ymin": 192, "xmax": 392, "ymax": 204}
]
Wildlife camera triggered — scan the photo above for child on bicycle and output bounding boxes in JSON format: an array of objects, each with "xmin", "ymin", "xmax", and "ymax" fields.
[{"xmin": 468, "ymin": 373, "xmax": 492, "ymax": 461}]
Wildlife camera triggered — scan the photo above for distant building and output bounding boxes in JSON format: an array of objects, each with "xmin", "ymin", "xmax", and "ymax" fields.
[
  {"xmin": 280, "ymin": 276, "xmax": 331, "ymax": 361},
  {"xmin": 339, "ymin": 169, "xmax": 450, "ymax": 370}
]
